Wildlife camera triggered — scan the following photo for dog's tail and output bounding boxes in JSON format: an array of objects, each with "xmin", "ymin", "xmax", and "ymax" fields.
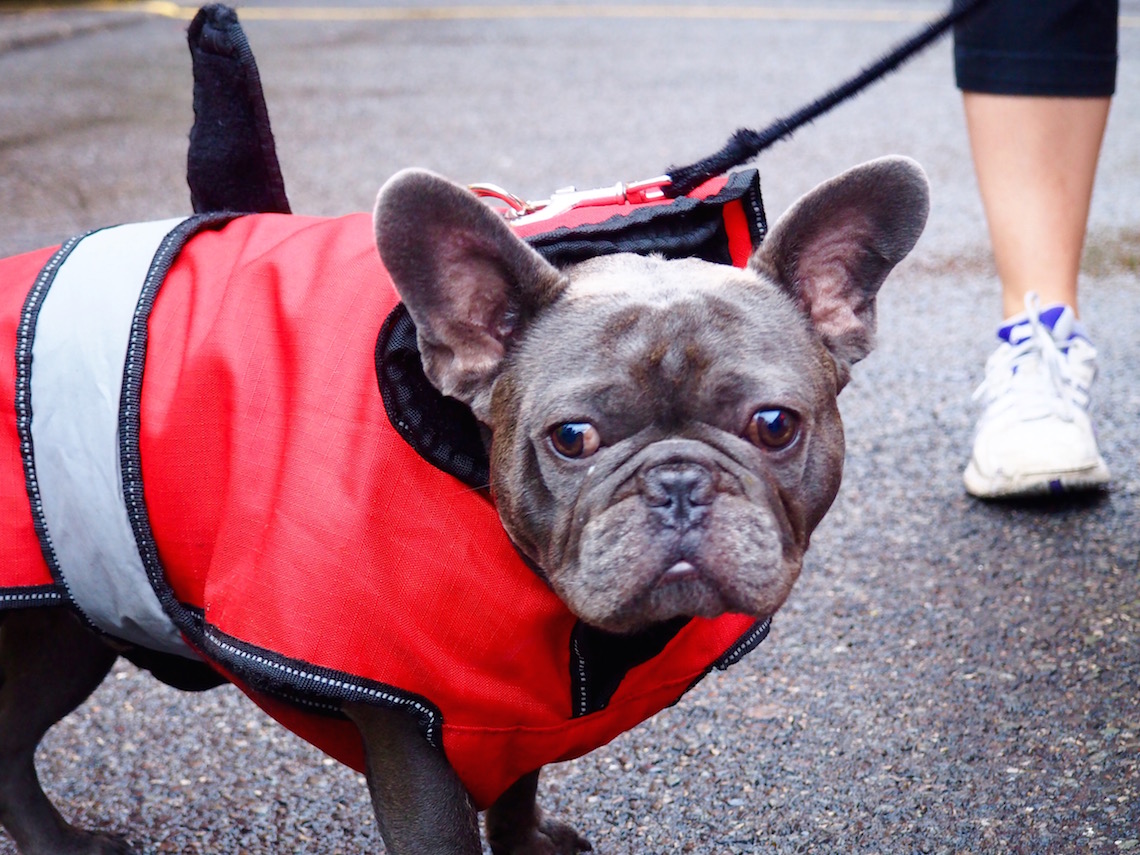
[{"xmin": 186, "ymin": 4, "xmax": 291, "ymax": 216}]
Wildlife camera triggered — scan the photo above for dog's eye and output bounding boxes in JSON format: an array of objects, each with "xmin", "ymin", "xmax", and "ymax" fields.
[
  {"xmin": 745, "ymin": 408, "xmax": 799, "ymax": 450},
  {"xmin": 550, "ymin": 422, "xmax": 601, "ymax": 459}
]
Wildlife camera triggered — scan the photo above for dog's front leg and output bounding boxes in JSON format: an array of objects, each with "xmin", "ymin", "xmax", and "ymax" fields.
[
  {"xmin": 485, "ymin": 770, "xmax": 592, "ymax": 855},
  {"xmin": 343, "ymin": 702, "xmax": 481, "ymax": 854},
  {"xmin": 0, "ymin": 609, "xmax": 129, "ymax": 855}
]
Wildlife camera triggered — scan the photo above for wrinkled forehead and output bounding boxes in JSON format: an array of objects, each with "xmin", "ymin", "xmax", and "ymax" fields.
[
  {"xmin": 514, "ymin": 254, "xmax": 834, "ymax": 408},
  {"xmin": 560, "ymin": 253, "xmax": 753, "ymax": 301},
  {"xmin": 556, "ymin": 253, "xmax": 817, "ymax": 351}
]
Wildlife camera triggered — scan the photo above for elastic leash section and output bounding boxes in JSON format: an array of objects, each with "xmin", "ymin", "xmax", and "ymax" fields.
[{"xmin": 663, "ymin": 0, "xmax": 990, "ymax": 198}]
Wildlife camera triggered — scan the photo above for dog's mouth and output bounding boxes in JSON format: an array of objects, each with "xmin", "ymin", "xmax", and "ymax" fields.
[
  {"xmin": 659, "ymin": 560, "xmax": 700, "ymax": 583},
  {"xmin": 560, "ymin": 537, "xmax": 796, "ymax": 634},
  {"xmin": 588, "ymin": 559, "xmax": 735, "ymax": 633},
  {"xmin": 644, "ymin": 555, "xmax": 739, "ymax": 614}
]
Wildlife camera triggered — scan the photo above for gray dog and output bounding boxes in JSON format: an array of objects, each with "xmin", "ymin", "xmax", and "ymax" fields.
[{"xmin": 0, "ymin": 156, "xmax": 928, "ymax": 854}]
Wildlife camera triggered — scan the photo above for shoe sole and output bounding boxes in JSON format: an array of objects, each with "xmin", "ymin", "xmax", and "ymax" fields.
[{"xmin": 963, "ymin": 458, "xmax": 1111, "ymax": 499}]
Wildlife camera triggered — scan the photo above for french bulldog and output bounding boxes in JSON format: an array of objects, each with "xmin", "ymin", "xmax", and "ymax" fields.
[{"xmin": 0, "ymin": 155, "xmax": 928, "ymax": 855}]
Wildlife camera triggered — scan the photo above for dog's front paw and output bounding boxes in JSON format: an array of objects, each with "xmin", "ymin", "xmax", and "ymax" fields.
[
  {"xmin": 21, "ymin": 829, "xmax": 136, "ymax": 855},
  {"xmin": 76, "ymin": 832, "xmax": 136, "ymax": 855},
  {"xmin": 488, "ymin": 817, "xmax": 592, "ymax": 855}
]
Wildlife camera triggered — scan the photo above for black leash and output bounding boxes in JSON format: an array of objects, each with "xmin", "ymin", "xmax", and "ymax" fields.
[{"xmin": 663, "ymin": 0, "xmax": 989, "ymax": 197}]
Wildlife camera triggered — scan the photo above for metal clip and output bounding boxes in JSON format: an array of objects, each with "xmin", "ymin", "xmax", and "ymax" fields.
[
  {"xmin": 624, "ymin": 176, "xmax": 672, "ymax": 204},
  {"xmin": 469, "ymin": 175, "xmax": 673, "ymax": 226},
  {"xmin": 467, "ymin": 183, "xmax": 538, "ymax": 217}
]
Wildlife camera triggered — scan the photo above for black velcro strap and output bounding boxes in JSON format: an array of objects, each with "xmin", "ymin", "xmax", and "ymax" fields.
[{"xmin": 525, "ymin": 170, "xmax": 765, "ymax": 267}]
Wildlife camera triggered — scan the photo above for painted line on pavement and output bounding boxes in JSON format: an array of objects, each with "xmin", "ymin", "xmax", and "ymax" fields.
[
  {"xmin": 7, "ymin": 3, "xmax": 1136, "ymax": 26},
  {"xmin": 4, "ymin": 3, "xmax": 949, "ymax": 23}
]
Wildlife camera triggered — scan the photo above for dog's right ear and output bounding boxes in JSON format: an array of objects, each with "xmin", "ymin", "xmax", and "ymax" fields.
[{"xmin": 375, "ymin": 169, "xmax": 567, "ymax": 423}]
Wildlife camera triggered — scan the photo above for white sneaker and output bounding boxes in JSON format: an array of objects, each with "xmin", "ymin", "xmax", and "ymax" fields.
[{"xmin": 963, "ymin": 294, "xmax": 1110, "ymax": 499}]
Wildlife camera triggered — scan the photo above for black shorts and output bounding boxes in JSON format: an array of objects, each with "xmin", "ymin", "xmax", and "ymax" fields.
[{"xmin": 953, "ymin": 0, "xmax": 1119, "ymax": 97}]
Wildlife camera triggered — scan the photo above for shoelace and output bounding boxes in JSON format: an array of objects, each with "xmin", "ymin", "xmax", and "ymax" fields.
[{"xmin": 972, "ymin": 294, "xmax": 1080, "ymax": 421}]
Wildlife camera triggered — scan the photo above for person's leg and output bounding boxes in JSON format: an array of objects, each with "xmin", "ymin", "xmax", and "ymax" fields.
[
  {"xmin": 953, "ymin": 0, "xmax": 1117, "ymax": 498},
  {"xmin": 959, "ymin": 97, "xmax": 1113, "ymax": 497},
  {"xmin": 963, "ymin": 93, "xmax": 1110, "ymax": 320}
]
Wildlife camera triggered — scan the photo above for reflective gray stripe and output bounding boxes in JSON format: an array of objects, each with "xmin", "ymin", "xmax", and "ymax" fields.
[{"xmin": 29, "ymin": 218, "xmax": 198, "ymax": 658}]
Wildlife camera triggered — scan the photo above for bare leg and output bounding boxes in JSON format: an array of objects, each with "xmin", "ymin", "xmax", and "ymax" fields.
[
  {"xmin": 0, "ymin": 609, "xmax": 131, "ymax": 854},
  {"xmin": 963, "ymin": 93, "xmax": 1110, "ymax": 318},
  {"xmin": 961, "ymin": 94, "xmax": 1112, "ymax": 498}
]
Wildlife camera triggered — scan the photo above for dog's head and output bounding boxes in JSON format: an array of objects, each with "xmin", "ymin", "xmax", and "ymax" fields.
[{"xmin": 376, "ymin": 158, "xmax": 929, "ymax": 633}]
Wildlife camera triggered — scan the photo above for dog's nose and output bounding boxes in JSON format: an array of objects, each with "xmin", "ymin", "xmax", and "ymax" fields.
[{"xmin": 639, "ymin": 462, "xmax": 715, "ymax": 529}]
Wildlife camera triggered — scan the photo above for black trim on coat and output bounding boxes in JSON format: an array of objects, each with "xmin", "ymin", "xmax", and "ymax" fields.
[{"xmin": 0, "ymin": 584, "xmax": 65, "ymax": 610}]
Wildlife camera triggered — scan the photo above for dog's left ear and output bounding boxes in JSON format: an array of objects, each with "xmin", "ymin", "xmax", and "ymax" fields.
[
  {"xmin": 375, "ymin": 169, "xmax": 567, "ymax": 423},
  {"xmin": 751, "ymin": 156, "xmax": 929, "ymax": 387}
]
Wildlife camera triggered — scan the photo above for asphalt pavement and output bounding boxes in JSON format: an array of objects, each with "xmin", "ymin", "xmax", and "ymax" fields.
[{"xmin": 1, "ymin": 1, "xmax": 1137, "ymax": 852}]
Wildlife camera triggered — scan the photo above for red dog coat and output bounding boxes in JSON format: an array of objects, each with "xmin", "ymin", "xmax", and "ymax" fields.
[{"xmin": 0, "ymin": 177, "xmax": 771, "ymax": 809}]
